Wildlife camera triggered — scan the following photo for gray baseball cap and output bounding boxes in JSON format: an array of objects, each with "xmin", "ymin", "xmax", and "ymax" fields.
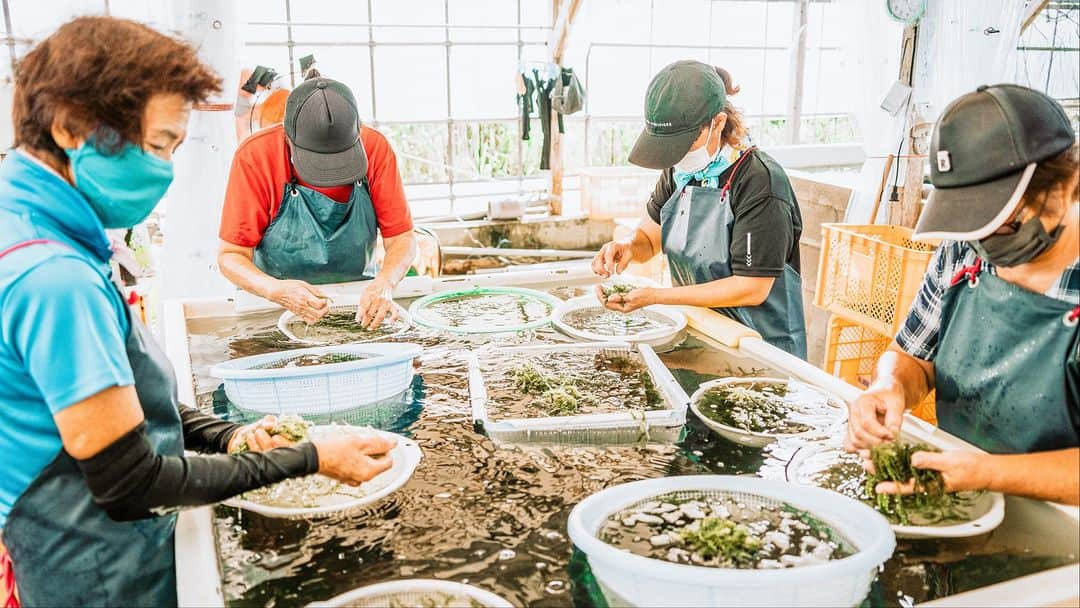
[
  {"xmin": 284, "ymin": 78, "xmax": 367, "ymax": 187},
  {"xmin": 914, "ymin": 84, "xmax": 1075, "ymax": 242},
  {"xmin": 628, "ymin": 60, "xmax": 727, "ymax": 170}
]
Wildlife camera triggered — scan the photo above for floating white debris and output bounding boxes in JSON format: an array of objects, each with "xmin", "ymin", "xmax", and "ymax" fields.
[
  {"xmin": 661, "ymin": 511, "xmax": 684, "ymax": 524},
  {"xmin": 679, "ymin": 503, "xmax": 706, "ymax": 519},
  {"xmin": 764, "ymin": 531, "xmax": 791, "ymax": 551},
  {"xmin": 649, "ymin": 534, "xmax": 674, "ymax": 547}
]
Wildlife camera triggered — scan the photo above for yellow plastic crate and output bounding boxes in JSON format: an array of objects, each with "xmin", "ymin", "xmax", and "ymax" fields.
[
  {"xmin": 815, "ymin": 224, "xmax": 936, "ymax": 337},
  {"xmin": 823, "ymin": 315, "xmax": 936, "ymax": 425}
]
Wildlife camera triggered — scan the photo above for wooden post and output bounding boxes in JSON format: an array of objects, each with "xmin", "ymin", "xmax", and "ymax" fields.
[
  {"xmin": 889, "ymin": 25, "xmax": 924, "ymax": 228},
  {"xmin": 548, "ymin": 0, "xmax": 583, "ymax": 215},
  {"xmin": 1021, "ymin": 0, "xmax": 1050, "ymax": 34},
  {"xmin": 785, "ymin": 0, "xmax": 809, "ymax": 145},
  {"xmin": 897, "ymin": 147, "xmax": 924, "ymax": 227}
]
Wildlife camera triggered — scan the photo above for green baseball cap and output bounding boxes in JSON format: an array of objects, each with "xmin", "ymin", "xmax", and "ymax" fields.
[{"xmin": 628, "ymin": 60, "xmax": 727, "ymax": 170}]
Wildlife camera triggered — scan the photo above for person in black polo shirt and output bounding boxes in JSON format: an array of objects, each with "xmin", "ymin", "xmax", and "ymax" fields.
[{"xmin": 592, "ymin": 60, "xmax": 807, "ymax": 359}]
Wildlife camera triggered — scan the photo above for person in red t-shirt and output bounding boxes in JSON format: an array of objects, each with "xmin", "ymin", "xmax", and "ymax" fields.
[{"xmin": 218, "ymin": 77, "xmax": 416, "ymax": 328}]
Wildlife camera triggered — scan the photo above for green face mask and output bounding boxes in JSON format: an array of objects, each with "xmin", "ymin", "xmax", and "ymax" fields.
[
  {"xmin": 969, "ymin": 215, "xmax": 1064, "ymax": 267},
  {"xmin": 65, "ymin": 139, "xmax": 174, "ymax": 229}
]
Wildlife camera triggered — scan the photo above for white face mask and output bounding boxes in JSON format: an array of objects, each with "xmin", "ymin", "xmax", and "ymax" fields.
[{"xmin": 673, "ymin": 123, "xmax": 715, "ymax": 173}]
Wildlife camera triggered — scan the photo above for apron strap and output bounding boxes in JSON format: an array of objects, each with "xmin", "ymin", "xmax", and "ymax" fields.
[
  {"xmin": 0, "ymin": 239, "xmax": 63, "ymax": 260},
  {"xmin": 719, "ymin": 146, "xmax": 757, "ymax": 200},
  {"xmin": 949, "ymin": 257, "xmax": 983, "ymax": 288},
  {"xmin": 947, "ymin": 258, "xmax": 1079, "ymax": 327},
  {"xmin": 1, "ymin": 543, "xmax": 19, "ymax": 608}
]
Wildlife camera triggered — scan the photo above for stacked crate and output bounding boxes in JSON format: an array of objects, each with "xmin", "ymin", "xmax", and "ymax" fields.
[{"xmin": 815, "ymin": 224, "xmax": 937, "ymax": 423}]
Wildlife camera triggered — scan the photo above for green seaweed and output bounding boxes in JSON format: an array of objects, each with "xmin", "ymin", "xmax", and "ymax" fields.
[
  {"xmin": 867, "ymin": 441, "xmax": 965, "ymax": 525},
  {"xmin": 493, "ymin": 350, "xmax": 665, "ymax": 421},
  {"xmin": 229, "ymin": 414, "xmax": 310, "ymax": 454},
  {"xmin": 508, "ymin": 362, "xmax": 556, "ymax": 394},
  {"xmin": 541, "ymin": 384, "xmax": 597, "ymax": 416},
  {"xmin": 508, "ymin": 362, "xmax": 598, "ymax": 415},
  {"xmin": 678, "ymin": 517, "xmax": 763, "ymax": 567},
  {"xmin": 600, "ymin": 283, "xmax": 634, "ymax": 301},
  {"xmin": 287, "ymin": 310, "xmax": 404, "ymax": 344},
  {"xmin": 695, "ymin": 382, "xmax": 810, "ymax": 434},
  {"xmin": 261, "ymin": 352, "xmax": 367, "ymax": 369}
]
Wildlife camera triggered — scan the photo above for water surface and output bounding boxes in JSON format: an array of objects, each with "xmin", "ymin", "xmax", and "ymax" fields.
[{"xmin": 186, "ymin": 302, "xmax": 1076, "ymax": 607}]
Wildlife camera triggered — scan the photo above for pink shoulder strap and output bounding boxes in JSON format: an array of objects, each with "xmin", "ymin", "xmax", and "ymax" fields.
[{"xmin": 0, "ymin": 239, "xmax": 65, "ymax": 260}]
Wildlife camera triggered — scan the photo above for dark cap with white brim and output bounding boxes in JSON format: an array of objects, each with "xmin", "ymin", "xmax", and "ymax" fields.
[{"xmin": 914, "ymin": 84, "xmax": 1075, "ymax": 242}]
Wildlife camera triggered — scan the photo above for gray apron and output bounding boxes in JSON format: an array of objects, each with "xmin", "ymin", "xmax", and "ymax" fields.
[
  {"xmin": 2, "ymin": 241, "xmax": 182, "ymax": 607},
  {"xmin": 253, "ymin": 177, "xmax": 377, "ymax": 285},
  {"xmin": 659, "ymin": 152, "xmax": 808, "ymax": 359},
  {"xmin": 934, "ymin": 258, "xmax": 1080, "ymax": 454}
]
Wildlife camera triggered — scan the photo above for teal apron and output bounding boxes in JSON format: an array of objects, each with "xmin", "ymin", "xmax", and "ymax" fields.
[
  {"xmin": 253, "ymin": 176, "xmax": 378, "ymax": 285},
  {"xmin": 1, "ymin": 241, "xmax": 183, "ymax": 607},
  {"xmin": 659, "ymin": 150, "xmax": 808, "ymax": 359},
  {"xmin": 934, "ymin": 258, "xmax": 1080, "ymax": 454}
]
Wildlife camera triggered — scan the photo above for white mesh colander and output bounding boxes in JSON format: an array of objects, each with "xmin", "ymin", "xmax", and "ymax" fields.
[
  {"xmin": 407, "ymin": 286, "xmax": 562, "ymax": 334},
  {"xmin": 567, "ymin": 475, "xmax": 895, "ymax": 607},
  {"xmin": 689, "ymin": 377, "xmax": 846, "ymax": 448},
  {"xmin": 309, "ymin": 579, "xmax": 512, "ymax": 607},
  {"xmin": 552, "ymin": 295, "xmax": 687, "ymax": 350},
  {"xmin": 278, "ymin": 304, "xmax": 412, "ymax": 344},
  {"xmin": 209, "ymin": 343, "xmax": 421, "ymax": 416}
]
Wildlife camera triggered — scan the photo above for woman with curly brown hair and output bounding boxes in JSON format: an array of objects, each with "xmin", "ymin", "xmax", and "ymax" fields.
[{"xmin": 0, "ymin": 17, "xmax": 394, "ymax": 607}]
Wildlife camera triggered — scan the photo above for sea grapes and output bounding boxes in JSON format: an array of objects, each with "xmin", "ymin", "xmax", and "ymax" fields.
[
  {"xmin": 600, "ymin": 283, "xmax": 634, "ymax": 301},
  {"xmin": 229, "ymin": 414, "xmax": 311, "ymax": 454},
  {"xmin": 867, "ymin": 441, "xmax": 962, "ymax": 525},
  {"xmin": 679, "ymin": 517, "xmax": 763, "ymax": 567}
]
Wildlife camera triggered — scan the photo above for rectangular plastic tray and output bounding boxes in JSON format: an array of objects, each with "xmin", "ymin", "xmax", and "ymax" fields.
[{"xmin": 468, "ymin": 341, "xmax": 690, "ymax": 445}]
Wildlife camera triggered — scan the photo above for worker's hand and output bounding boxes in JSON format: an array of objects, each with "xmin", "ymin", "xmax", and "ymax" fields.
[
  {"xmin": 865, "ymin": 450, "xmax": 991, "ymax": 495},
  {"xmin": 269, "ymin": 279, "xmax": 330, "ymax": 324},
  {"xmin": 356, "ymin": 279, "xmax": 398, "ymax": 330},
  {"xmin": 227, "ymin": 415, "xmax": 294, "ymax": 453},
  {"xmin": 314, "ymin": 434, "xmax": 397, "ymax": 486},
  {"xmin": 598, "ymin": 284, "xmax": 656, "ymax": 313},
  {"xmin": 592, "ymin": 240, "xmax": 634, "ymax": 278},
  {"xmin": 844, "ymin": 383, "xmax": 906, "ymax": 452}
]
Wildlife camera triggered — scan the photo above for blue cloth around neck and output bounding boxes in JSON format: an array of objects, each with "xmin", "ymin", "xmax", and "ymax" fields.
[{"xmin": 673, "ymin": 147, "xmax": 733, "ymax": 191}]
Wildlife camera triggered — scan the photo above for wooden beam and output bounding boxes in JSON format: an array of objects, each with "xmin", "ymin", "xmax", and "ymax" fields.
[
  {"xmin": 547, "ymin": 0, "xmax": 583, "ymax": 216},
  {"xmin": 549, "ymin": 0, "xmax": 583, "ymax": 62},
  {"xmin": 869, "ymin": 153, "xmax": 895, "ymax": 225},
  {"xmin": 890, "ymin": 24, "xmax": 924, "ymax": 228},
  {"xmin": 1021, "ymin": 0, "xmax": 1051, "ymax": 34}
]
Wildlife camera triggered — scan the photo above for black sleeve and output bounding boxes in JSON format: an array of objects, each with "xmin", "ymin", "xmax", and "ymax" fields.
[
  {"xmin": 646, "ymin": 169, "xmax": 676, "ymax": 225},
  {"xmin": 728, "ymin": 195, "xmax": 795, "ymax": 278},
  {"xmin": 76, "ymin": 422, "xmax": 320, "ymax": 521},
  {"xmin": 178, "ymin": 404, "xmax": 243, "ymax": 454}
]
